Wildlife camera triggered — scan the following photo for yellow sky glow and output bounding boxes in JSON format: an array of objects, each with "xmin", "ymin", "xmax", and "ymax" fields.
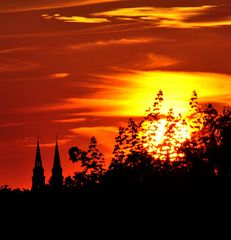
[
  {"xmin": 94, "ymin": 70, "xmax": 231, "ymax": 116},
  {"xmin": 33, "ymin": 71, "xmax": 231, "ymax": 118}
]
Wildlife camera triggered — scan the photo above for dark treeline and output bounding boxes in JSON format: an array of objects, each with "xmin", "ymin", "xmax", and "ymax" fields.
[{"xmin": 1, "ymin": 90, "xmax": 231, "ymax": 196}]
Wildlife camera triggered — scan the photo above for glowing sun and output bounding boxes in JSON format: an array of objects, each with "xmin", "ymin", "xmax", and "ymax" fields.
[{"xmin": 140, "ymin": 118, "xmax": 191, "ymax": 161}]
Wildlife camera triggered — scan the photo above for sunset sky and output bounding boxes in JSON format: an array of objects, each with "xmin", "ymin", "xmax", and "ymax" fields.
[{"xmin": 1, "ymin": 0, "xmax": 231, "ymax": 189}]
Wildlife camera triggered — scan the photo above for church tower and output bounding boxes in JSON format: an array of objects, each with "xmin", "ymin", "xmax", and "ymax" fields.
[
  {"xmin": 32, "ymin": 140, "xmax": 45, "ymax": 191},
  {"xmin": 50, "ymin": 139, "xmax": 63, "ymax": 191}
]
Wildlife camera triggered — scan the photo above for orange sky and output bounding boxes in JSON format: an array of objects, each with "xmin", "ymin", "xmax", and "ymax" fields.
[{"xmin": 0, "ymin": 0, "xmax": 231, "ymax": 189}]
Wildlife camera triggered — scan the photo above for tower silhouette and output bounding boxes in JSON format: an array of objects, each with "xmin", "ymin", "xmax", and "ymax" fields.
[
  {"xmin": 50, "ymin": 138, "xmax": 63, "ymax": 191},
  {"xmin": 32, "ymin": 139, "xmax": 45, "ymax": 191}
]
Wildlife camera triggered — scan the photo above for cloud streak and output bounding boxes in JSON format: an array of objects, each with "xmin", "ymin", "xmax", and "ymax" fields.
[
  {"xmin": 0, "ymin": 47, "xmax": 38, "ymax": 54},
  {"xmin": 69, "ymin": 37, "xmax": 156, "ymax": 51},
  {"xmin": 31, "ymin": 98, "xmax": 127, "ymax": 113},
  {"xmin": 122, "ymin": 53, "xmax": 178, "ymax": 70},
  {"xmin": 48, "ymin": 73, "xmax": 70, "ymax": 79},
  {"xmin": 27, "ymin": 138, "xmax": 71, "ymax": 148},
  {"xmin": 52, "ymin": 118, "xmax": 87, "ymax": 123},
  {"xmin": 0, "ymin": 122, "xmax": 25, "ymax": 128},
  {"xmin": 94, "ymin": 5, "xmax": 231, "ymax": 28},
  {"xmin": 42, "ymin": 14, "xmax": 109, "ymax": 23},
  {"xmin": 0, "ymin": 0, "xmax": 121, "ymax": 13}
]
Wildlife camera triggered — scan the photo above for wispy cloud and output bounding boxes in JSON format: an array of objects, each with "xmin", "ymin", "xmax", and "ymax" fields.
[
  {"xmin": 123, "ymin": 52, "xmax": 178, "ymax": 70},
  {"xmin": 42, "ymin": 14, "xmax": 109, "ymax": 23},
  {"xmin": 70, "ymin": 126, "xmax": 117, "ymax": 136},
  {"xmin": 0, "ymin": 47, "xmax": 38, "ymax": 54},
  {"xmin": 0, "ymin": 0, "xmax": 121, "ymax": 13},
  {"xmin": 181, "ymin": 19, "xmax": 231, "ymax": 28},
  {"xmin": 94, "ymin": 5, "xmax": 231, "ymax": 28},
  {"xmin": 48, "ymin": 73, "xmax": 70, "ymax": 79},
  {"xmin": 0, "ymin": 122, "xmax": 25, "ymax": 128},
  {"xmin": 52, "ymin": 118, "xmax": 86, "ymax": 123},
  {"xmin": 27, "ymin": 138, "xmax": 71, "ymax": 148},
  {"xmin": 69, "ymin": 37, "xmax": 156, "ymax": 51},
  {"xmin": 93, "ymin": 6, "xmax": 214, "ymax": 18},
  {"xmin": 32, "ymin": 98, "xmax": 127, "ymax": 113}
]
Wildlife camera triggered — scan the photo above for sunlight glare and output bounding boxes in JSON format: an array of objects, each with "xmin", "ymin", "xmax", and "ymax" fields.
[
  {"xmin": 97, "ymin": 70, "xmax": 231, "ymax": 117},
  {"xmin": 140, "ymin": 118, "xmax": 191, "ymax": 161}
]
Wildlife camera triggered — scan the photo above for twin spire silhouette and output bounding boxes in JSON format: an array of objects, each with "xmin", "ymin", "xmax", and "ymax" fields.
[{"xmin": 32, "ymin": 136, "xmax": 63, "ymax": 191}]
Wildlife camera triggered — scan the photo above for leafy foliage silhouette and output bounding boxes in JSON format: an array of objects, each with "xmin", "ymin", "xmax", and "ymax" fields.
[
  {"xmin": 66, "ymin": 136, "xmax": 106, "ymax": 190},
  {"xmin": 108, "ymin": 90, "xmax": 231, "ymax": 182}
]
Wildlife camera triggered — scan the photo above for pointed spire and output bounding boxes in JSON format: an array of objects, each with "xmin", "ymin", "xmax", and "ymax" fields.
[
  {"xmin": 53, "ymin": 136, "xmax": 61, "ymax": 169},
  {"xmin": 50, "ymin": 136, "xmax": 63, "ymax": 191},
  {"xmin": 34, "ymin": 135, "xmax": 43, "ymax": 168},
  {"xmin": 32, "ymin": 134, "xmax": 45, "ymax": 191}
]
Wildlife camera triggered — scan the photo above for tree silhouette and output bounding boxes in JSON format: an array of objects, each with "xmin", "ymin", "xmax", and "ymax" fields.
[
  {"xmin": 140, "ymin": 90, "xmax": 164, "ymax": 157},
  {"xmin": 63, "ymin": 176, "xmax": 75, "ymax": 191},
  {"xmin": 202, "ymin": 105, "xmax": 231, "ymax": 175},
  {"xmin": 189, "ymin": 90, "xmax": 203, "ymax": 134},
  {"xmin": 159, "ymin": 108, "xmax": 176, "ymax": 162},
  {"xmin": 182, "ymin": 98, "xmax": 231, "ymax": 176},
  {"xmin": 219, "ymin": 114, "xmax": 231, "ymax": 175},
  {"xmin": 86, "ymin": 136, "xmax": 105, "ymax": 181},
  {"xmin": 109, "ymin": 90, "xmax": 231, "ymax": 180},
  {"xmin": 181, "ymin": 92, "xmax": 214, "ymax": 176},
  {"xmin": 68, "ymin": 136, "xmax": 106, "ymax": 189},
  {"xmin": 110, "ymin": 117, "xmax": 144, "ymax": 170},
  {"xmin": 110, "ymin": 126, "xmax": 127, "ymax": 170}
]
